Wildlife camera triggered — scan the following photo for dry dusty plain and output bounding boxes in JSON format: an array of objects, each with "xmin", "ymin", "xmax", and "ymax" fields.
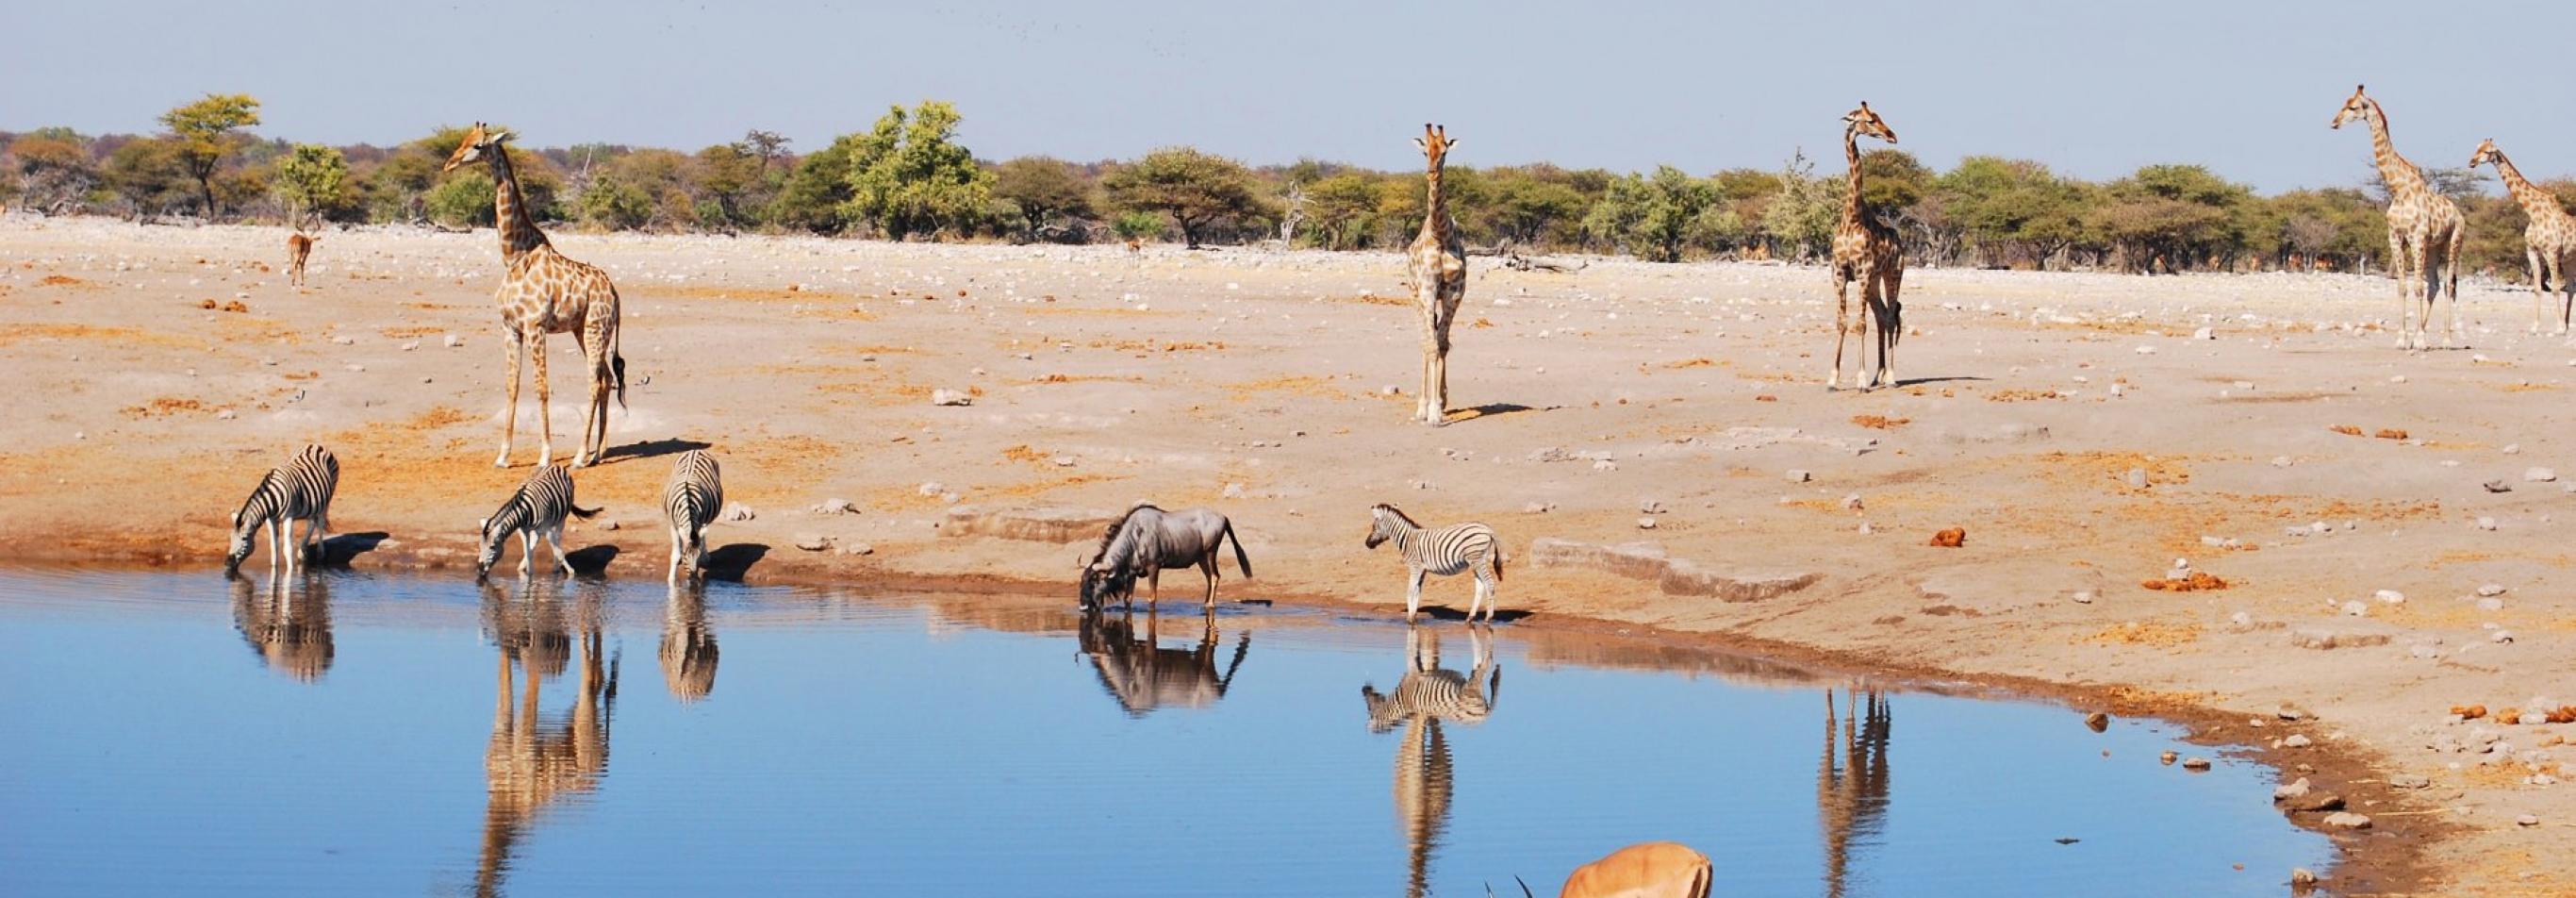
[{"xmin": 5, "ymin": 214, "xmax": 2574, "ymax": 894}]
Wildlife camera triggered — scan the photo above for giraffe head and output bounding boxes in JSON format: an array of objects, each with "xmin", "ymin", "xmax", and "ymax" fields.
[
  {"xmin": 2469, "ymin": 138, "xmax": 2505, "ymax": 170},
  {"xmin": 441, "ymin": 123, "xmax": 514, "ymax": 174},
  {"xmin": 1842, "ymin": 103, "xmax": 1898, "ymax": 145},
  {"xmin": 1412, "ymin": 124, "xmax": 1457, "ymax": 172},
  {"xmin": 2329, "ymin": 85, "xmax": 2373, "ymax": 130}
]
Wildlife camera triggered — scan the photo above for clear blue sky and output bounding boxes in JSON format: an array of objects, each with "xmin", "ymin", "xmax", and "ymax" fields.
[{"xmin": 8, "ymin": 0, "xmax": 2571, "ymax": 192}]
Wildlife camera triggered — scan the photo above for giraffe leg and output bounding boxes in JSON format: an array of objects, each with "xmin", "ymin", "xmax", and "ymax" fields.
[
  {"xmin": 533, "ymin": 336, "xmax": 554, "ymax": 467},
  {"xmin": 2533, "ymin": 246, "xmax": 2550, "ymax": 337},
  {"xmin": 579, "ymin": 320, "xmax": 612, "ymax": 466},
  {"xmin": 1430, "ymin": 318, "xmax": 1453, "ymax": 425},
  {"xmin": 1880, "ymin": 267, "xmax": 1905, "ymax": 388},
  {"xmin": 2552, "ymin": 251, "xmax": 2573, "ymax": 336},
  {"xmin": 2387, "ymin": 233, "xmax": 2412, "ymax": 349},
  {"xmin": 2445, "ymin": 229, "xmax": 2467, "ymax": 346},
  {"xmin": 1829, "ymin": 271, "xmax": 1853, "ymax": 390},
  {"xmin": 497, "ymin": 329, "xmax": 524, "ymax": 468}
]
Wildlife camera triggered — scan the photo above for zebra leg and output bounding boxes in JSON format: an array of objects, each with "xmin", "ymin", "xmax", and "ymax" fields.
[
  {"xmin": 1405, "ymin": 567, "xmax": 1426, "ymax": 624},
  {"xmin": 281, "ymin": 518, "xmax": 300, "ymax": 575},
  {"xmin": 517, "ymin": 530, "xmax": 535, "ymax": 578},
  {"xmin": 668, "ymin": 527, "xmax": 683, "ymax": 584},
  {"xmin": 267, "ymin": 518, "xmax": 284, "ymax": 574},
  {"xmin": 547, "ymin": 526, "xmax": 572, "ymax": 576}
]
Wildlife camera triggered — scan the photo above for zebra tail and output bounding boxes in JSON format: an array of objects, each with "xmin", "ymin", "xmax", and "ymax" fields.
[
  {"xmin": 1225, "ymin": 522, "xmax": 1252, "ymax": 578},
  {"xmin": 570, "ymin": 504, "xmax": 603, "ymax": 520},
  {"xmin": 1492, "ymin": 545, "xmax": 1506, "ymax": 583}
]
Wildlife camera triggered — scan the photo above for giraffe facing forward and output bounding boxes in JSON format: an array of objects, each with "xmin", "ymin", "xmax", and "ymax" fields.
[
  {"xmin": 1405, "ymin": 124, "xmax": 1466, "ymax": 425},
  {"xmin": 2469, "ymin": 139, "xmax": 2576, "ymax": 336},
  {"xmin": 1830, "ymin": 102, "xmax": 1905, "ymax": 391},
  {"xmin": 443, "ymin": 124, "xmax": 628, "ymax": 468},
  {"xmin": 2332, "ymin": 86, "xmax": 2466, "ymax": 350}
]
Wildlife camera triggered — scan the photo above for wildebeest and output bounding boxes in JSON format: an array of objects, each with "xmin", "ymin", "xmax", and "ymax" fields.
[{"xmin": 1079, "ymin": 503, "xmax": 1252, "ymax": 611}]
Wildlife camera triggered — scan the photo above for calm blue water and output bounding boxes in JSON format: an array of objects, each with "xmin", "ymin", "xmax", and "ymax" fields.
[{"xmin": 0, "ymin": 567, "xmax": 2329, "ymax": 897}]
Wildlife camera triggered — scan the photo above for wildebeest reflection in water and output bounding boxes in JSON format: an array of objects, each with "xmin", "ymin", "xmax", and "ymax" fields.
[
  {"xmin": 476, "ymin": 578, "xmax": 617, "ymax": 898},
  {"xmin": 1362, "ymin": 624, "xmax": 1500, "ymax": 898},
  {"xmin": 1075, "ymin": 607, "xmax": 1249, "ymax": 717},
  {"xmin": 228, "ymin": 570, "xmax": 334, "ymax": 681},
  {"xmin": 1819, "ymin": 688, "xmax": 1893, "ymax": 898},
  {"xmin": 658, "ymin": 583, "xmax": 718, "ymax": 702}
]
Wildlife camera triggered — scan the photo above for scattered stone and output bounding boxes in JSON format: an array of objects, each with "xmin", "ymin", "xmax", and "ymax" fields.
[
  {"xmin": 2386, "ymin": 773, "xmax": 2430, "ymax": 790},
  {"xmin": 2289, "ymin": 626, "xmax": 2393, "ymax": 650},
  {"xmin": 722, "ymin": 503, "xmax": 756, "ymax": 522},
  {"xmin": 2277, "ymin": 707, "xmax": 2307, "ymax": 722},
  {"xmin": 1639, "ymin": 499, "xmax": 1666, "ymax": 514},
  {"xmin": 2320, "ymin": 812, "xmax": 2371, "ymax": 829},
  {"xmin": 2476, "ymin": 517, "xmax": 2499, "ymax": 531},
  {"xmin": 917, "ymin": 482, "xmax": 946, "ymax": 497},
  {"xmin": 2271, "ymin": 456, "xmax": 2293, "ymax": 467},
  {"xmin": 2071, "ymin": 590, "xmax": 2095, "ymax": 605},
  {"xmin": 2125, "ymin": 468, "xmax": 2149, "ymax": 489},
  {"xmin": 942, "ymin": 506, "xmax": 1123, "ymax": 543},
  {"xmin": 1051, "ymin": 455, "xmax": 1076, "ymax": 467},
  {"xmin": 2517, "ymin": 814, "xmax": 2540, "ymax": 827},
  {"xmin": 2159, "ymin": 751, "xmax": 2179, "ymax": 766},
  {"xmin": 1222, "ymin": 483, "xmax": 1247, "ymax": 499},
  {"xmin": 932, "ymin": 389, "xmax": 973, "ymax": 407},
  {"xmin": 2484, "ymin": 480, "xmax": 2513, "ymax": 493},
  {"xmin": 2526, "ymin": 467, "xmax": 2558, "ymax": 483},
  {"xmin": 2273, "ymin": 777, "xmax": 2311, "ymax": 801},
  {"xmin": 834, "ymin": 541, "xmax": 874, "ymax": 557},
  {"xmin": 1928, "ymin": 527, "xmax": 1966, "ymax": 548},
  {"xmin": 812, "ymin": 498, "xmax": 856, "ymax": 515},
  {"xmin": 216, "ymin": 409, "xmax": 236, "ymax": 420},
  {"xmin": 2478, "ymin": 583, "xmax": 2507, "ymax": 597},
  {"xmin": 599, "ymin": 520, "xmax": 619, "ymax": 531},
  {"xmin": 2192, "ymin": 325, "xmax": 2214, "ymax": 340},
  {"xmin": 1786, "ymin": 469, "xmax": 1812, "ymax": 483},
  {"xmin": 1636, "ymin": 517, "xmax": 1659, "ymax": 529},
  {"xmin": 1522, "ymin": 502, "xmax": 1554, "ymax": 514},
  {"xmin": 2491, "ymin": 630, "xmax": 2515, "ymax": 644},
  {"xmin": 794, "ymin": 534, "xmax": 832, "ymax": 552},
  {"xmin": 2340, "ymin": 601, "xmax": 2367, "ymax": 617},
  {"xmin": 2181, "ymin": 757, "xmax": 2212, "ymax": 772},
  {"xmin": 2291, "ymin": 868, "xmax": 2320, "ymax": 887},
  {"xmin": 2284, "ymin": 734, "xmax": 2314, "ymax": 749},
  {"xmin": 2373, "ymin": 590, "xmax": 2405, "ymax": 604},
  {"xmin": 2084, "ymin": 711, "xmax": 2109, "ymax": 732},
  {"xmin": 2477, "ymin": 597, "xmax": 2504, "ymax": 612},
  {"xmin": 443, "ymin": 333, "xmax": 463, "ymax": 348}
]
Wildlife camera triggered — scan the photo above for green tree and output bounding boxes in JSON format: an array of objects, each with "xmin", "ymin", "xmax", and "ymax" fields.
[
  {"xmin": 1761, "ymin": 151, "xmax": 1841, "ymax": 262},
  {"xmin": 772, "ymin": 132, "xmax": 868, "ymax": 233},
  {"xmin": 845, "ymin": 101, "xmax": 992, "ymax": 240},
  {"xmin": 693, "ymin": 141, "xmax": 764, "ymax": 227},
  {"xmin": 6, "ymin": 133, "xmax": 98, "ymax": 213},
  {"xmin": 1301, "ymin": 172, "xmax": 1383, "ymax": 250},
  {"xmin": 270, "ymin": 143, "xmax": 349, "ymax": 226},
  {"xmin": 1111, "ymin": 210, "xmax": 1164, "ymax": 242},
  {"xmin": 1103, "ymin": 147, "xmax": 1265, "ymax": 248},
  {"xmin": 991, "ymin": 156, "xmax": 1094, "ymax": 240},
  {"xmin": 1581, "ymin": 165, "xmax": 1719, "ymax": 262},
  {"xmin": 418, "ymin": 125, "xmax": 563, "ymax": 227},
  {"xmin": 103, "ymin": 138, "xmax": 191, "ymax": 221},
  {"xmin": 158, "ymin": 93, "xmax": 261, "ymax": 218}
]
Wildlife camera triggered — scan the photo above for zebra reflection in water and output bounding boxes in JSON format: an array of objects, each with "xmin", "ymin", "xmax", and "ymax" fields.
[
  {"xmin": 474, "ymin": 578, "xmax": 616, "ymax": 898},
  {"xmin": 228, "ymin": 570, "xmax": 335, "ymax": 682},
  {"xmin": 1818, "ymin": 688, "xmax": 1893, "ymax": 898},
  {"xmin": 1076, "ymin": 607, "xmax": 1249, "ymax": 717},
  {"xmin": 659, "ymin": 582, "xmax": 718, "ymax": 702},
  {"xmin": 1361, "ymin": 624, "xmax": 1500, "ymax": 898}
]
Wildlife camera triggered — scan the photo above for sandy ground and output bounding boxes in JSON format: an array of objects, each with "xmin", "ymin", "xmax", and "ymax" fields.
[{"xmin": 6, "ymin": 215, "xmax": 2575, "ymax": 894}]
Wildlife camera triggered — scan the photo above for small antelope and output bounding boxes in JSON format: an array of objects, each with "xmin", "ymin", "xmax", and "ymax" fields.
[
  {"xmin": 286, "ymin": 232, "xmax": 319, "ymax": 287},
  {"xmin": 225, "ymin": 444, "xmax": 339, "ymax": 574},
  {"xmin": 1513, "ymin": 842, "xmax": 1712, "ymax": 898},
  {"xmin": 474, "ymin": 464, "xmax": 600, "ymax": 580},
  {"xmin": 1365, "ymin": 504, "xmax": 1503, "ymax": 624}
]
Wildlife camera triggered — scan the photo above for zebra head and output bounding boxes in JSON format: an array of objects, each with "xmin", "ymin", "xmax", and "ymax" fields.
[
  {"xmin": 223, "ymin": 508, "xmax": 255, "ymax": 573},
  {"xmin": 1364, "ymin": 504, "xmax": 1415, "ymax": 550},
  {"xmin": 473, "ymin": 516, "xmax": 504, "ymax": 580}
]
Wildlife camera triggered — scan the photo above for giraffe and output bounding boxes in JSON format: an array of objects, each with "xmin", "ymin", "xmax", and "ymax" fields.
[
  {"xmin": 1816, "ymin": 687, "xmax": 1893, "ymax": 898},
  {"xmin": 285, "ymin": 231, "xmax": 318, "ymax": 288},
  {"xmin": 2469, "ymin": 139, "xmax": 2576, "ymax": 336},
  {"xmin": 1829, "ymin": 103, "xmax": 1905, "ymax": 391},
  {"xmin": 2332, "ymin": 86, "xmax": 2467, "ymax": 350},
  {"xmin": 442, "ymin": 124, "xmax": 628, "ymax": 468},
  {"xmin": 1406, "ymin": 124, "xmax": 1467, "ymax": 425}
]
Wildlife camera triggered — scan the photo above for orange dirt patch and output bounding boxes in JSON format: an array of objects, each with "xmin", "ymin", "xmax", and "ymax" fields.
[
  {"xmin": 2452, "ymin": 705, "xmax": 2487, "ymax": 720},
  {"xmin": 999, "ymin": 444, "xmax": 1052, "ymax": 466},
  {"xmin": 198, "ymin": 299, "xmax": 249, "ymax": 313},
  {"xmin": 1226, "ymin": 375, "xmax": 1354, "ymax": 402},
  {"xmin": 1987, "ymin": 389, "xmax": 2063, "ymax": 402},
  {"xmin": 1928, "ymin": 527, "xmax": 1966, "ymax": 547},
  {"xmin": 2086, "ymin": 621, "xmax": 2203, "ymax": 648},
  {"xmin": 1087, "ymin": 339, "xmax": 1228, "ymax": 353},
  {"xmin": 122, "ymin": 397, "xmax": 208, "ymax": 419},
  {"xmin": 2375, "ymin": 428, "xmax": 2409, "ymax": 441},
  {"xmin": 1346, "ymin": 293, "xmax": 1412, "ymax": 307},
  {"xmin": 380, "ymin": 325, "xmax": 445, "ymax": 339},
  {"xmin": 1851, "ymin": 414, "xmax": 1910, "ymax": 430},
  {"xmin": 2039, "ymin": 451, "xmax": 2193, "ymax": 491},
  {"xmin": 0, "ymin": 324, "xmax": 207, "ymax": 350},
  {"xmin": 2329, "ymin": 424, "xmax": 2363, "ymax": 437},
  {"xmin": 1754, "ymin": 394, "xmax": 1778, "ymax": 403},
  {"xmin": 36, "ymin": 274, "xmax": 90, "ymax": 288},
  {"xmin": 1663, "ymin": 358, "xmax": 1719, "ymax": 369},
  {"xmin": 2140, "ymin": 572, "xmax": 2229, "ymax": 591}
]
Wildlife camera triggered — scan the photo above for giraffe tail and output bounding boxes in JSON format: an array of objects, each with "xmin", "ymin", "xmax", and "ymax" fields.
[{"xmin": 610, "ymin": 287, "xmax": 628, "ymax": 410}]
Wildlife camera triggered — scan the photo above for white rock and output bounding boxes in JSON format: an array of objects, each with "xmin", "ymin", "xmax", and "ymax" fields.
[
  {"xmin": 2526, "ymin": 467, "xmax": 2558, "ymax": 483},
  {"xmin": 917, "ymin": 481, "xmax": 945, "ymax": 497},
  {"xmin": 2492, "ymin": 630, "xmax": 2516, "ymax": 643},
  {"xmin": 794, "ymin": 534, "xmax": 832, "ymax": 552},
  {"xmin": 2477, "ymin": 517, "xmax": 2499, "ymax": 531},
  {"xmin": 2072, "ymin": 590, "xmax": 2095, "ymax": 605},
  {"xmin": 444, "ymin": 333, "xmax": 464, "ymax": 347},
  {"xmin": 932, "ymin": 389, "xmax": 973, "ymax": 407},
  {"xmin": 2374, "ymin": 590, "xmax": 2405, "ymax": 604},
  {"xmin": 2192, "ymin": 326, "xmax": 2214, "ymax": 340},
  {"xmin": 1636, "ymin": 517, "xmax": 1659, "ymax": 529},
  {"xmin": 2517, "ymin": 814, "xmax": 2540, "ymax": 827},
  {"xmin": 722, "ymin": 503, "xmax": 756, "ymax": 522},
  {"xmin": 2271, "ymin": 456, "xmax": 2292, "ymax": 467},
  {"xmin": 2478, "ymin": 583, "xmax": 2508, "ymax": 597},
  {"xmin": 2320, "ymin": 812, "xmax": 2371, "ymax": 829},
  {"xmin": 1786, "ymin": 469, "xmax": 1812, "ymax": 483},
  {"xmin": 2341, "ymin": 601, "xmax": 2368, "ymax": 617},
  {"xmin": 2284, "ymin": 734, "xmax": 2313, "ymax": 748},
  {"xmin": 812, "ymin": 498, "xmax": 856, "ymax": 515},
  {"xmin": 2477, "ymin": 597, "xmax": 2505, "ymax": 611}
]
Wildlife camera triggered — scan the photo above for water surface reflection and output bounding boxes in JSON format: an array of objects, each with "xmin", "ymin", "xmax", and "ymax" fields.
[{"xmin": 475, "ymin": 580, "xmax": 616, "ymax": 898}]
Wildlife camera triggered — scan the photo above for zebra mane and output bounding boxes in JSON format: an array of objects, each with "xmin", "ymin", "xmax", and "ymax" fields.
[
  {"xmin": 1092, "ymin": 502, "xmax": 1164, "ymax": 560},
  {"xmin": 234, "ymin": 469, "xmax": 283, "ymax": 525},
  {"xmin": 1372, "ymin": 503, "xmax": 1420, "ymax": 528}
]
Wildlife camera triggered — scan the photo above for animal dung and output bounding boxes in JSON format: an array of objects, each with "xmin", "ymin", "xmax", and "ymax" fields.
[
  {"xmin": 2450, "ymin": 705, "xmax": 2486, "ymax": 721},
  {"xmin": 1928, "ymin": 527, "xmax": 1966, "ymax": 548}
]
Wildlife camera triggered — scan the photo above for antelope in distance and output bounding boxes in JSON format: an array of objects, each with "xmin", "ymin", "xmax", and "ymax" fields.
[
  {"xmin": 1076, "ymin": 606, "xmax": 1250, "ymax": 717},
  {"xmin": 285, "ymin": 231, "xmax": 318, "ymax": 288},
  {"xmin": 1504, "ymin": 841, "xmax": 1714, "ymax": 898},
  {"xmin": 1078, "ymin": 503, "xmax": 1253, "ymax": 612}
]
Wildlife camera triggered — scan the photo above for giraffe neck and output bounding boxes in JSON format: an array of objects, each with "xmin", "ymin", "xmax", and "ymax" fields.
[
  {"xmin": 2488, "ymin": 151, "xmax": 2558, "ymax": 220},
  {"xmin": 1423, "ymin": 165, "xmax": 1452, "ymax": 241},
  {"xmin": 484, "ymin": 147, "xmax": 550, "ymax": 265},
  {"xmin": 1843, "ymin": 125, "xmax": 1867, "ymax": 224},
  {"xmin": 2362, "ymin": 101, "xmax": 2431, "ymax": 199}
]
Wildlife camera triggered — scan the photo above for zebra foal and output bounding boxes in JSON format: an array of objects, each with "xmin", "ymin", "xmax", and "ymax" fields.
[
  {"xmin": 1363, "ymin": 504, "xmax": 1504, "ymax": 624},
  {"xmin": 662, "ymin": 450, "xmax": 723, "ymax": 583},
  {"xmin": 225, "ymin": 443, "xmax": 339, "ymax": 574},
  {"xmin": 476, "ymin": 464, "xmax": 600, "ymax": 580}
]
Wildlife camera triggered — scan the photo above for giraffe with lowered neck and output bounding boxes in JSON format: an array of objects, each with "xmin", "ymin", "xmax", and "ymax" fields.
[
  {"xmin": 443, "ymin": 124, "xmax": 628, "ymax": 468},
  {"xmin": 1829, "ymin": 102, "xmax": 1905, "ymax": 391},
  {"xmin": 2332, "ymin": 86, "xmax": 2466, "ymax": 350},
  {"xmin": 1405, "ymin": 124, "xmax": 1467, "ymax": 425},
  {"xmin": 2469, "ymin": 138, "xmax": 2576, "ymax": 336}
]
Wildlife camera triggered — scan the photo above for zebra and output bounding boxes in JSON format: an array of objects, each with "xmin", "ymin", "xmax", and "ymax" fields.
[
  {"xmin": 475, "ymin": 464, "xmax": 600, "ymax": 580},
  {"xmin": 225, "ymin": 443, "xmax": 339, "ymax": 574},
  {"xmin": 1363, "ymin": 504, "xmax": 1504, "ymax": 624},
  {"xmin": 661, "ymin": 450, "xmax": 723, "ymax": 583},
  {"xmin": 1362, "ymin": 624, "xmax": 1501, "ymax": 732}
]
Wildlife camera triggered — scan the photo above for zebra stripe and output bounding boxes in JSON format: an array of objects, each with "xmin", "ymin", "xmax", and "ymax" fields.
[
  {"xmin": 226, "ymin": 443, "xmax": 339, "ymax": 573},
  {"xmin": 1362, "ymin": 626, "xmax": 1501, "ymax": 729},
  {"xmin": 662, "ymin": 450, "xmax": 723, "ymax": 581},
  {"xmin": 477, "ymin": 464, "xmax": 599, "ymax": 579},
  {"xmin": 1366, "ymin": 504, "xmax": 1505, "ymax": 623}
]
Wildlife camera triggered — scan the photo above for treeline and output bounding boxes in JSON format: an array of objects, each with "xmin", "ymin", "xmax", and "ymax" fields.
[{"xmin": 7, "ymin": 93, "xmax": 2574, "ymax": 275}]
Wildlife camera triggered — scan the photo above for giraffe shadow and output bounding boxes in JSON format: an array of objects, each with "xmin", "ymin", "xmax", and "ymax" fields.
[
  {"xmin": 564, "ymin": 545, "xmax": 620, "ymax": 576},
  {"xmin": 1890, "ymin": 375, "xmax": 1988, "ymax": 388},
  {"xmin": 315, "ymin": 532, "xmax": 391, "ymax": 568},
  {"xmin": 1442, "ymin": 403, "xmax": 1541, "ymax": 424},
  {"xmin": 594, "ymin": 438, "xmax": 713, "ymax": 467},
  {"xmin": 701, "ymin": 543, "xmax": 770, "ymax": 582}
]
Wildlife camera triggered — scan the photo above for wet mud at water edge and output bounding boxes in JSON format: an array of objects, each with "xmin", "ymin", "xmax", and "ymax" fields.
[{"xmin": 0, "ymin": 567, "xmax": 2337, "ymax": 896}]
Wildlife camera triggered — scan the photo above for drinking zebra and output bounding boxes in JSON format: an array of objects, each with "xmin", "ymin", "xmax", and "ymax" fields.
[
  {"xmin": 661, "ymin": 450, "xmax": 723, "ymax": 583},
  {"xmin": 224, "ymin": 443, "xmax": 339, "ymax": 574},
  {"xmin": 1363, "ymin": 504, "xmax": 1504, "ymax": 624},
  {"xmin": 475, "ymin": 464, "xmax": 600, "ymax": 580}
]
